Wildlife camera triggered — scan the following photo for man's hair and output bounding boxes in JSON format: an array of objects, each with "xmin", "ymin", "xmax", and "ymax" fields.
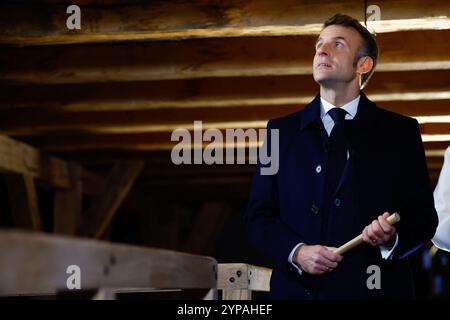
[{"xmin": 323, "ymin": 14, "xmax": 378, "ymax": 88}]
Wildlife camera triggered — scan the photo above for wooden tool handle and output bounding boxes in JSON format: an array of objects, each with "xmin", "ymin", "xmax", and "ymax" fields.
[{"xmin": 334, "ymin": 212, "xmax": 401, "ymax": 255}]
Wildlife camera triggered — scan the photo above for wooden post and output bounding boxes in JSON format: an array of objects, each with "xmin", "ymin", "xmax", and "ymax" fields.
[
  {"xmin": 53, "ymin": 163, "xmax": 82, "ymax": 235},
  {"xmin": 218, "ymin": 263, "xmax": 272, "ymax": 300},
  {"xmin": 5, "ymin": 174, "xmax": 42, "ymax": 231}
]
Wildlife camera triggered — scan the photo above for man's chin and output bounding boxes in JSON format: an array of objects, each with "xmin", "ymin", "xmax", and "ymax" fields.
[{"xmin": 313, "ymin": 77, "xmax": 336, "ymax": 88}]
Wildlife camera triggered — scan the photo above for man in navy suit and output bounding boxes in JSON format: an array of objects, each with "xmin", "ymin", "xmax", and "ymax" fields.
[{"xmin": 245, "ymin": 14, "xmax": 438, "ymax": 299}]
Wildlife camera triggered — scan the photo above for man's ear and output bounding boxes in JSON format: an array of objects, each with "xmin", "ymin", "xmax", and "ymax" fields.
[{"xmin": 356, "ymin": 56, "xmax": 373, "ymax": 75}]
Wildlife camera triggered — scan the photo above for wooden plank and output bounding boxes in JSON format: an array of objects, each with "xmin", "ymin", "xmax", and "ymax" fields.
[
  {"xmin": 247, "ymin": 265, "xmax": 272, "ymax": 291},
  {"xmin": 217, "ymin": 263, "xmax": 271, "ymax": 297},
  {"xmin": 424, "ymin": 141, "xmax": 450, "ymax": 151},
  {"xmin": 15, "ymin": 130, "xmax": 450, "ymax": 152},
  {"xmin": 2, "ymin": 98, "xmax": 450, "ymax": 136},
  {"xmin": 1, "ymin": 29, "xmax": 449, "ymax": 84},
  {"xmin": 91, "ymin": 288, "xmax": 116, "ymax": 300},
  {"xmin": 203, "ymin": 288, "xmax": 218, "ymax": 300},
  {"xmin": 378, "ymin": 100, "xmax": 450, "ymax": 117},
  {"xmin": 421, "ymin": 123, "xmax": 450, "ymax": 135},
  {"xmin": 0, "ymin": 0, "xmax": 449, "ymax": 45},
  {"xmin": 5, "ymin": 174, "xmax": 42, "ymax": 231},
  {"xmin": 0, "ymin": 134, "xmax": 106, "ymax": 195},
  {"xmin": 0, "ymin": 134, "xmax": 70, "ymax": 188},
  {"xmin": 80, "ymin": 160, "xmax": 144, "ymax": 239},
  {"xmin": 43, "ymin": 151, "xmax": 444, "ymax": 182},
  {"xmin": 1, "ymin": 70, "xmax": 448, "ymax": 112},
  {"xmin": 218, "ymin": 264, "xmax": 251, "ymax": 290},
  {"xmin": 14, "ymin": 130, "xmax": 261, "ymax": 151},
  {"xmin": 222, "ymin": 289, "xmax": 251, "ymax": 300},
  {"xmin": 0, "ymin": 105, "xmax": 291, "ymax": 135},
  {"xmin": 53, "ymin": 163, "xmax": 82, "ymax": 235},
  {"xmin": 0, "ymin": 230, "xmax": 217, "ymax": 295}
]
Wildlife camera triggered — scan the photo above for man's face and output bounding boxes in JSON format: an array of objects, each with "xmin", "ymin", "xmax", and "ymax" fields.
[{"xmin": 313, "ymin": 25, "xmax": 364, "ymax": 87}]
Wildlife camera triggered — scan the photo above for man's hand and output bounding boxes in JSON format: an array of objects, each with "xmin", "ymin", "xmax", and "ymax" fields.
[
  {"xmin": 362, "ymin": 212, "xmax": 396, "ymax": 247},
  {"xmin": 293, "ymin": 244, "xmax": 343, "ymax": 275}
]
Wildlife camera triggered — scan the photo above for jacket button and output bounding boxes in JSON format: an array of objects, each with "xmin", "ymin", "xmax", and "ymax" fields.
[
  {"xmin": 311, "ymin": 204, "xmax": 319, "ymax": 214},
  {"xmin": 315, "ymin": 165, "xmax": 322, "ymax": 173},
  {"xmin": 334, "ymin": 198, "xmax": 341, "ymax": 207}
]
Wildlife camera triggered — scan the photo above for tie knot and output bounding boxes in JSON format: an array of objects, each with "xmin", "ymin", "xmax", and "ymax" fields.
[{"xmin": 328, "ymin": 108, "xmax": 347, "ymax": 125}]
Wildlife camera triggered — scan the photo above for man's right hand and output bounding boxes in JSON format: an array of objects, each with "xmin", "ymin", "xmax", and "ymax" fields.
[{"xmin": 293, "ymin": 244, "xmax": 343, "ymax": 275}]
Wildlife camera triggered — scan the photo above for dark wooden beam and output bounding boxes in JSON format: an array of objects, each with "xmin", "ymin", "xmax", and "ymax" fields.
[
  {"xmin": 0, "ymin": 134, "xmax": 71, "ymax": 188},
  {"xmin": 79, "ymin": 160, "xmax": 144, "ymax": 239},
  {"xmin": 0, "ymin": 70, "xmax": 448, "ymax": 112},
  {"xmin": 14, "ymin": 128, "xmax": 450, "ymax": 152},
  {"xmin": 0, "ymin": 98, "xmax": 450, "ymax": 136},
  {"xmin": 1, "ymin": 29, "xmax": 448, "ymax": 84},
  {"xmin": 0, "ymin": 230, "xmax": 217, "ymax": 295},
  {"xmin": 53, "ymin": 163, "xmax": 82, "ymax": 235},
  {"xmin": 421, "ymin": 123, "xmax": 450, "ymax": 135},
  {"xmin": 5, "ymin": 174, "xmax": 42, "ymax": 231},
  {"xmin": 0, "ymin": 134, "xmax": 104, "ymax": 195},
  {"xmin": 0, "ymin": 0, "xmax": 449, "ymax": 46}
]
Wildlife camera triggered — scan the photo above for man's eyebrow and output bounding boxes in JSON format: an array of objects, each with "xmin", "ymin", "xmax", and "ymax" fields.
[
  {"xmin": 315, "ymin": 36, "xmax": 349, "ymax": 46},
  {"xmin": 333, "ymin": 36, "xmax": 348, "ymax": 44}
]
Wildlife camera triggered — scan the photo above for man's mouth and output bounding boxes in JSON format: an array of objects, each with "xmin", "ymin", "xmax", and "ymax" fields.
[{"xmin": 317, "ymin": 62, "xmax": 332, "ymax": 68}]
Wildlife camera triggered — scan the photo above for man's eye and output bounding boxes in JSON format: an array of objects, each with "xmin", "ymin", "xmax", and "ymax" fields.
[{"xmin": 335, "ymin": 42, "xmax": 343, "ymax": 47}]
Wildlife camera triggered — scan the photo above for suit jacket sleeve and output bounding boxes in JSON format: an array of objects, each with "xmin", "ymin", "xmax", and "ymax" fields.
[
  {"xmin": 395, "ymin": 119, "xmax": 438, "ymax": 258},
  {"xmin": 244, "ymin": 120, "xmax": 305, "ymax": 272}
]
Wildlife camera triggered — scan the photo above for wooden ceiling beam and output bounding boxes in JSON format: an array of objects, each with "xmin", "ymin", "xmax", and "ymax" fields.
[
  {"xmin": 1, "ymin": 98, "xmax": 450, "ymax": 136},
  {"xmin": 0, "ymin": 134, "xmax": 72, "ymax": 188},
  {"xmin": 0, "ymin": 0, "xmax": 449, "ymax": 46},
  {"xmin": 0, "ymin": 106, "xmax": 285, "ymax": 135},
  {"xmin": 1, "ymin": 30, "xmax": 449, "ymax": 84},
  {"xmin": 0, "ymin": 70, "xmax": 448, "ymax": 112},
  {"xmin": 0, "ymin": 134, "xmax": 104, "ymax": 195},
  {"xmin": 15, "ymin": 129, "xmax": 450, "ymax": 151}
]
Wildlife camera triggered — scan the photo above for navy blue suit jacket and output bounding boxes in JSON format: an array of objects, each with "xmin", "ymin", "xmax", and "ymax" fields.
[{"xmin": 245, "ymin": 92, "xmax": 438, "ymax": 299}]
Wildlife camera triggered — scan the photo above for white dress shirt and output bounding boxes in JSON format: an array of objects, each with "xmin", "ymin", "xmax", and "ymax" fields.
[
  {"xmin": 432, "ymin": 146, "xmax": 450, "ymax": 251},
  {"xmin": 289, "ymin": 95, "xmax": 398, "ymax": 274}
]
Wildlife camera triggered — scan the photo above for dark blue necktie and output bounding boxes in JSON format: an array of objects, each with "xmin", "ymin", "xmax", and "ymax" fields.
[{"xmin": 325, "ymin": 108, "xmax": 348, "ymax": 198}]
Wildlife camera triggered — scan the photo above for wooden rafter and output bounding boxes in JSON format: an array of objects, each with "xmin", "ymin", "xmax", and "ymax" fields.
[
  {"xmin": 0, "ymin": 0, "xmax": 449, "ymax": 46},
  {"xmin": 1, "ymin": 30, "xmax": 449, "ymax": 84},
  {"xmin": 1, "ymin": 70, "xmax": 449, "ymax": 113},
  {"xmin": 0, "ymin": 99, "xmax": 450, "ymax": 136}
]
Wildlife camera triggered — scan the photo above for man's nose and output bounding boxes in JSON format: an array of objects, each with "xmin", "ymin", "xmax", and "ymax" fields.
[
  {"xmin": 318, "ymin": 47, "xmax": 329, "ymax": 57},
  {"xmin": 317, "ymin": 43, "xmax": 331, "ymax": 56}
]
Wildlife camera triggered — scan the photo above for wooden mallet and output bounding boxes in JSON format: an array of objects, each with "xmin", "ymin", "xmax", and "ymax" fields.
[{"xmin": 334, "ymin": 212, "xmax": 401, "ymax": 255}]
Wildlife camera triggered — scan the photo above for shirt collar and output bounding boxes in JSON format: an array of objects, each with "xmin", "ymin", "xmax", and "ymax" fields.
[{"xmin": 320, "ymin": 95, "xmax": 360, "ymax": 119}]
